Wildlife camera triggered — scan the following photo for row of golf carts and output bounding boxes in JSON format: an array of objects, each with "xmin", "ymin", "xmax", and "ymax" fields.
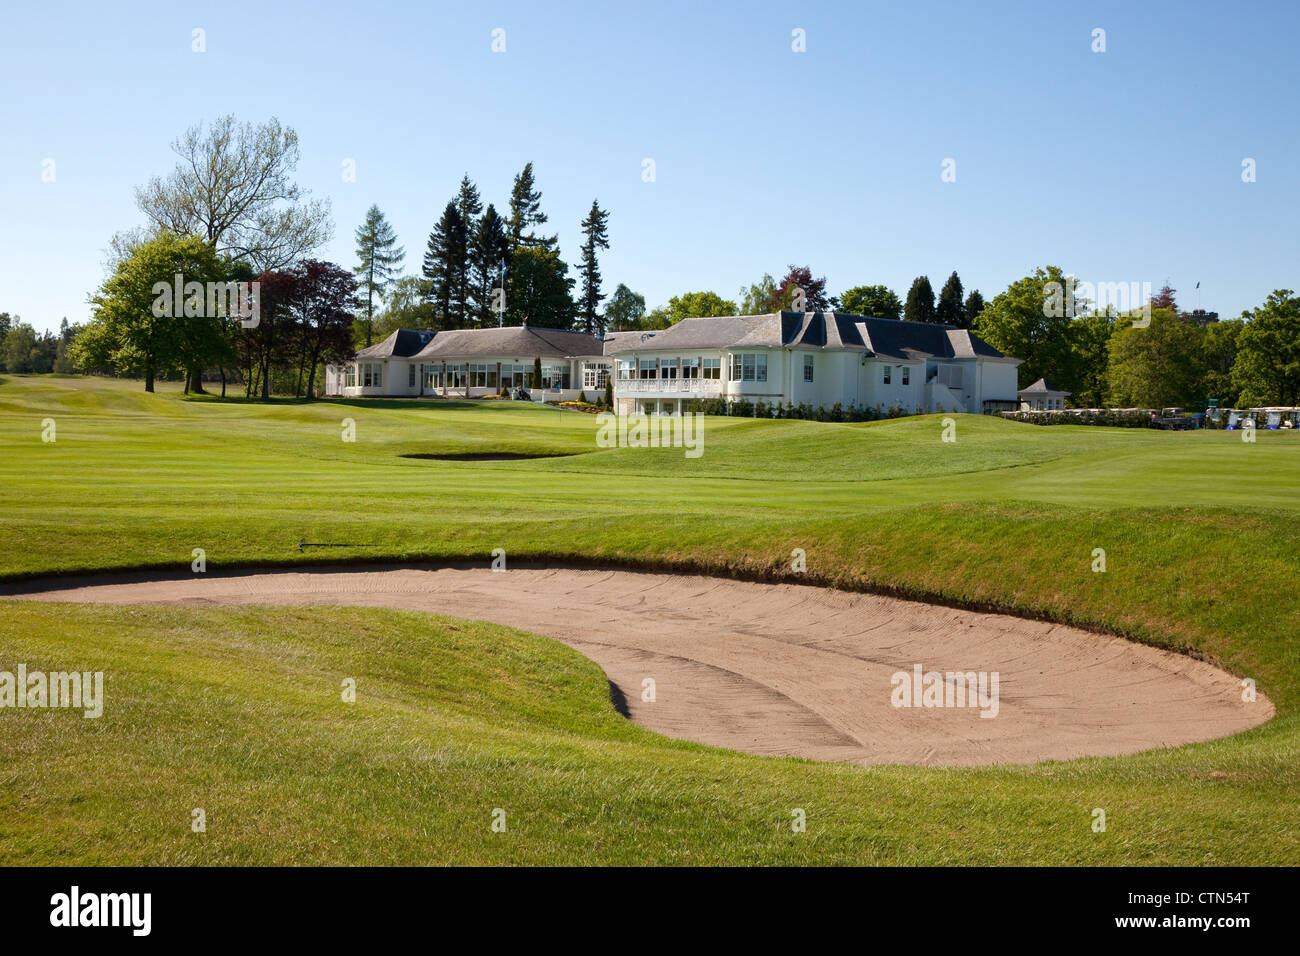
[{"xmin": 1210, "ymin": 407, "xmax": 1300, "ymax": 430}]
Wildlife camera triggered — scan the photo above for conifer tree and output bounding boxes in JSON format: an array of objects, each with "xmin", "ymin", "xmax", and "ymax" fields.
[
  {"xmin": 422, "ymin": 201, "xmax": 468, "ymax": 327},
  {"xmin": 507, "ymin": 162, "xmax": 556, "ymax": 252},
  {"xmin": 936, "ymin": 271, "xmax": 964, "ymax": 327},
  {"xmin": 353, "ymin": 205, "xmax": 404, "ymax": 346},
  {"xmin": 904, "ymin": 275, "xmax": 936, "ymax": 323},
  {"xmin": 577, "ymin": 199, "xmax": 611, "ymax": 335}
]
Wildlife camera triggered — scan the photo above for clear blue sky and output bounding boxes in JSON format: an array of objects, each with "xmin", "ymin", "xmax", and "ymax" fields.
[{"xmin": 2, "ymin": 0, "xmax": 1297, "ymax": 334}]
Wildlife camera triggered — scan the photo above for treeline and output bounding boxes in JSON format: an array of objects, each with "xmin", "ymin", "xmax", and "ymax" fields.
[
  {"xmin": 972, "ymin": 267, "xmax": 1300, "ymax": 409},
  {"xmin": 602, "ymin": 266, "xmax": 987, "ymax": 332},
  {"xmin": 364, "ymin": 165, "xmax": 612, "ymax": 345},
  {"xmin": 0, "ymin": 314, "xmax": 79, "ymax": 373}
]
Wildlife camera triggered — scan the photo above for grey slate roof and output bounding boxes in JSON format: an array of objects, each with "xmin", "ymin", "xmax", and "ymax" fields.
[
  {"xmin": 410, "ymin": 325, "xmax": 604, "ymax": 361},
  {"xmin": 1018, "ymin": 378, "xmax": 1071, "ymax": 395},
  {"xmin": 355, "ymin": 328, "xmax": 435, "ymax": 359},
  {"xmin": 606, "ymin": 312, "xmax": 1011, "ymax": 361}
]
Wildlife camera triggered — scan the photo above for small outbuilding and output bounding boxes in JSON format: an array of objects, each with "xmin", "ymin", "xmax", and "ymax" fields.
[{"xmin": 1018, "ymin": 378, "xmax": 1071, "ymax": 411}]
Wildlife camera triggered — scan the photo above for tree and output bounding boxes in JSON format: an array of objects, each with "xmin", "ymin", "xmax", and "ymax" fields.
[
  {"xmin": 963, "ymin": 289, "xmax": 986, "ymax": 325},
  {"xmin": 75, "ymin": 231, "xmax": 233, "ymax": 392},
  {"xmin": 839, "ymin": 284, "xmax": 902, "ymax": 320},
  {"xmin": 454, "ymin": 176, "xmax": 483, "ymax": 321},
  {"xmin": 422, "ymin": 202, "xmax": 468, "ymax": 326},
  {"xmin": 507, "ymin": 247, "xmax": 574, "ymax": 329},
  {"xmin": 1068, "ymin": 309, "xmax": 1115, "ymax": 407},
  {"xmin": 605, "ymin": 283, "xmax": 645, "ymax": 330},
  {"xmin": 770, "ymin": 265, "xmax": 829, "ymax": 311},
  {"xmin": 294, "ymin": 260, "xmax": 358, "ymax": 398},
  {"xmin": 470, "ymin": 204, "xmax": 509, "ymax": 325},
  {"xmin": 904, "ymin": 276, "xmax": 936, "ymax": 323},
  {"xmin": 936, "ymin": 271, "xmax": 965, "ymax": 327},
  {"xmin": 973, "ymin": 266, "xmax": 1078, "ymax": 390},
  {"xmin": 1234, "ymin": 290, "xmax": 1300, "ymax": 407},
  {"xmin": 604, "ymin": 375, "xmax": 613, "ymax": 407},
  {"xmin": 1201, "ymin": 318, "xmax": 1243, "ymax": 408},
  {"xmin": 1106, "ymin": 306, "xmax": 1206, "ymax": 408},
  {"xmin": 353, "ymin": 205, "xmax": 404, "ymax": 347},
  {"xmin": 738, "ymin": 275, "xmax": 777, "ymax": 315},
  {"xmin": 577, "ymin": 200, "xmax": 611, "ymax": 335},
  {"xmin": 661, "ymin": 291, "xmax": 738, "ymax": 325},
  {"xmin": 507, "ymin": 162, "xmax": 556, "ymax": 252},
  {"xmin": 532, "ymin": 355, "xmax": 543, "ymax": 388},
  {"xmin": 134, "ymin": 114, "xmax": 332, "ymax": 273},
  {"xmin": 1151, "ymin": 283, "xmax": 1177, "ymax": 312},
  {"xmin": 373, "ymin": 276, "xmax": 437, "ymax": 341},
  {"xmin": 3, "ymin": 322, "xmax": 41, "ymax": 373}
]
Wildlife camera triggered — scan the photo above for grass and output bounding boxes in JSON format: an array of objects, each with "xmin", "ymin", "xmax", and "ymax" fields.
[{"xmin": 1, "ymin": 374, "xmax": 1298, "ymax": 864}]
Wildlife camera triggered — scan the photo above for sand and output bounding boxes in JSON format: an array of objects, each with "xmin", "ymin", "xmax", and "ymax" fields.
[{"xmin": 2, "ymin": 566, "xmax": 1273, "ymax": 766}]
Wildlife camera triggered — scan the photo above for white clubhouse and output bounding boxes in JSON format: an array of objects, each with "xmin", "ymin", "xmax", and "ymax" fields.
[{"xmin": 326, "ymin": 311, "xmax": 1022, "ymax": 416}]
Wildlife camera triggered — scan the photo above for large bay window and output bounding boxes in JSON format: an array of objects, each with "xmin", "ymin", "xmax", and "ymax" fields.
[{"xmin": 729, "ymin": 353, "xmax": 767, "ymax": 382}]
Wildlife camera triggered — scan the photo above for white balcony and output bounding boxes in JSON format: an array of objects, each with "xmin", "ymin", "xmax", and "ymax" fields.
[{"xmin": 616, "ymin": 378, "xmax": 723, "ymax": 396}]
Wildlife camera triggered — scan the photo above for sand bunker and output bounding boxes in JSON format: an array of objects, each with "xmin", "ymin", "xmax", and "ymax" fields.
[{"xmin": 3, "ymin": 567, "xmax": 1272, "ymax": 766}]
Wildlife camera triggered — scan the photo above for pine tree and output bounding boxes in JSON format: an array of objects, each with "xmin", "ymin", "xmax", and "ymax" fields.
[
  {"xmin": 507, "ymin": 162, "xmax": 556, "ymax": 252},
  {"xmin": 577, "ymin": 199, "xmax": 611, "ymax": 335},
  {"xmin": 471, "ymin": 204, "xmax": 510, "ymax": 325},
  {"xmin": 936, "ymin": 271, "xmax": 964, "ymax": 327},
  {"xmin": 454, "ymin": 176, "xmax": 482, "ymax": 321},
  {"xmin": 354, "ymin": 205, "xmax": 405, "ymax": 346},
  {"xmin": 963, "ymin": 289, "xmax": 986, "ymax": 326},
  {"xmin": 904, "ymin": 275, "xmax": 936, "ymax": 323},
  {"xmin": 422, "ymin": 202, "xmax": 468, "ymax": 327}
]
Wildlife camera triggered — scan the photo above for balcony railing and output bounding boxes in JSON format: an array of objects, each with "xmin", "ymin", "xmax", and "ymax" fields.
[{"xmin": 617, "ymin": 378, "xmax": 723, "ymax": 394}]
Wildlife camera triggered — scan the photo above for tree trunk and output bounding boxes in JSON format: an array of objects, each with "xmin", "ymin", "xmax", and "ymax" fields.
[
  {"xmin": 220, "ymin": 366, "xmax": 227, "ymax": 399},
  {"xmin": 190, "ymin": 368, "xmax": 207, "ymax": 394},
  {"xmin": 144, "ymin": 367, "xmax": 155, "ymax": 392}
]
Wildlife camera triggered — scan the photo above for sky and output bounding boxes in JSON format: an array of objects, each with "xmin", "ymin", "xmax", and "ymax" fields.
[{"xmin": 2, "ymin": 0, "xmax": 1298, "ymax": 334}]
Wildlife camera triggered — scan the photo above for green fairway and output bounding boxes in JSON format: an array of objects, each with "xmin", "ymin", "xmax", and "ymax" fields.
[{"xmin": 1, "ymin": 374, "xmax": 1298, "ymax": 864}]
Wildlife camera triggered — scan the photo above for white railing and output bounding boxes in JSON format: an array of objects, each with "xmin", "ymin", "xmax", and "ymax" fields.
[{"xmin": 617, "ymin": 378, "xmax": 723, "ymax": 394}]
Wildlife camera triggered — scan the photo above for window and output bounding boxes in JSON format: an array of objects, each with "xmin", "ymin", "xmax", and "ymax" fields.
[
  {"xmin": 729, "ymin": 354, "xmax": 742, "ymax": 381},
  {"xmin": 702, "ymin": 358, "xmax": 720, "ymax": 380},
  {"xmin": 362, "ymin": 363, "xmax": 383, "ymax": 388},
  {"xmin": 730, "ymin": 353, "xmax": 767, "ymax": 382},
  {"xmin": 617, "ymin": 359, "xmax": 633, "ymax": 380},
  {"xmin": 803, "ymin": 354, "xmax": 814, "ymax": 383},
  {"xmin": 409, "ymin": 364, "xmax": 416, "ymax": 388},
  {"xmin": 902, "ymin": 367, "xmax": 910, "ymax": 386},
  {"xmin": 937, "ymin": 365, "xmax": 963, "ymax": 389},
  {"xmin": 883, "ymin": 366, "xmax": 891, "ymax": 385},
  {"xmin": 681, "ymin": 358, "xmax": 700, "ymax": 379},
  {"xmin": 662, "ymin": 358, "xmax": 678, "ymax": 379},
  {"xmin": 583, "ymin": 365, "xmax": 610, "ymax": 389},
  {"xmin": 639, "ymin": 359, "xmax": 657, "ymax": 379},
  {"xmin": 345, "ymin": 365, "xmax": 356, "ymax": 388}
]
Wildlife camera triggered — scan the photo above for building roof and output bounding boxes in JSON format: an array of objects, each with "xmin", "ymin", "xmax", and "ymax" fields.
[
  {"xmin": 1018, "ymin": 378, "xmax": 1071, "ymax": 395},
  {"xmin": 355, "ymin": 328, "xmax": 436, "ymax": 359},
  {"xmin": 410, "ymin": 325, "xmax": 604, "ymax": 361},
  {"xmin": 605, "ymin": 312, "xmax": 1013, "ymax": 361}
]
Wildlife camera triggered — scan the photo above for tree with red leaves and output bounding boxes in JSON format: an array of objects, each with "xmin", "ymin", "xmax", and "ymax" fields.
[
  {"xmin": 1150, "ymin": 283, "xmax": 1177, "ymax": 312},
  {"xmin": 768, "ymin": 265, "xmax": 830, "ymax": 312}
]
